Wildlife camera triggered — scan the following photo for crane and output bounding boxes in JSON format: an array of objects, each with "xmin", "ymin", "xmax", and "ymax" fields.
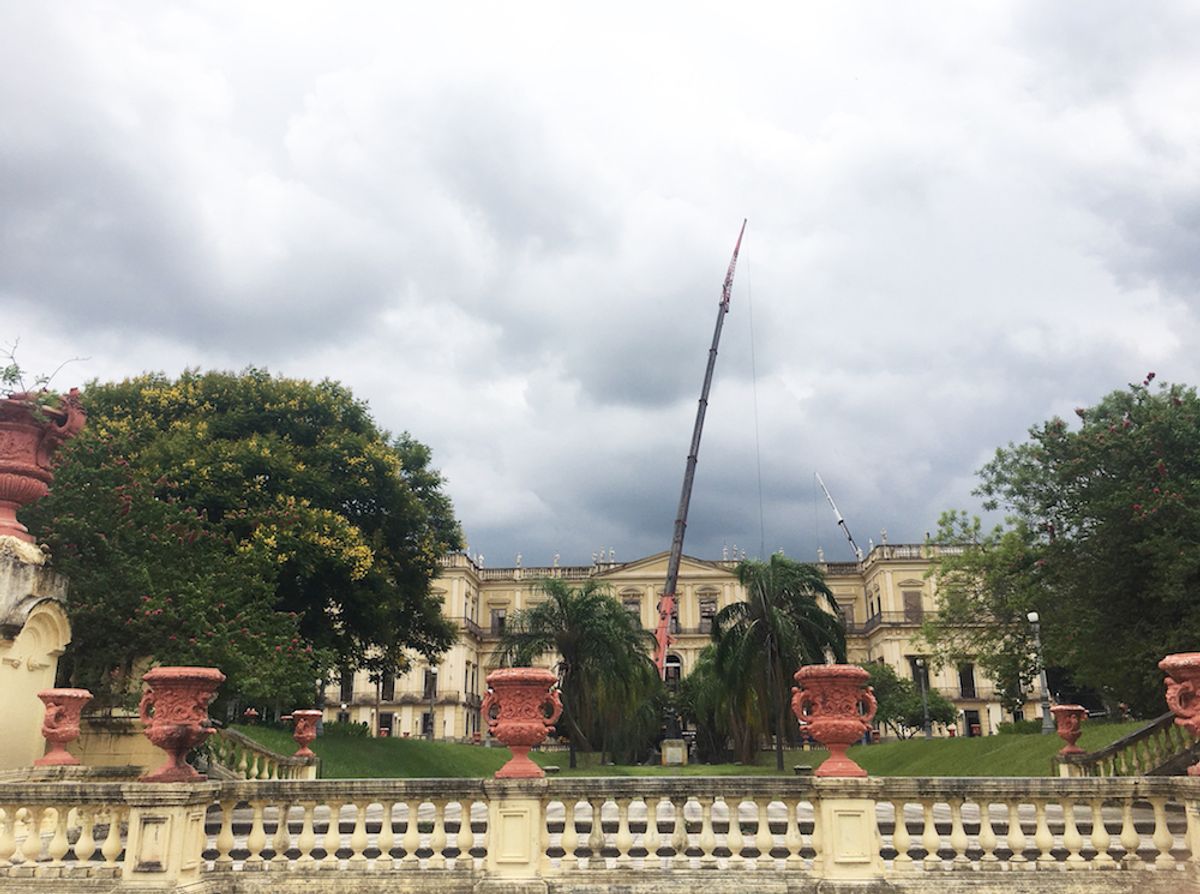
[
  {"xmin": 815, "ymin": 471, "xmax": 863, "ymax": 561},
  {"xmin": 654, "ymin": 220, "xmax": 747, "ymax": 677}
]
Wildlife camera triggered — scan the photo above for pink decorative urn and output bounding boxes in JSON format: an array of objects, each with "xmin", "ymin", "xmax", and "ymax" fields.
[
  {"xmin": 1050, "ymin": 704, "xmax": 1087, "ymax": 755},
  {"xmin": 34, "ymin": 688, "xmax": 93, "ymax": 766},
  {"xmin": 138, "ymin": 666, "xmax": 225, "ymax": 782},
  {"xmin": 291, "ymin": 709, "xmax": 322, "ymax": 758},
  {"xmin": 481, "ymin": 667, "xmax": 563, "ymax": 778},
  {"xmin": 791, "ymin": 664, "xmax": 877, "ymax": 778},
  {"xmin": 1160, "ymin": 652, "xmax": 1200, "ymax": 776},
  {"xmin": 0, "ymin": 389, "xmax": 85, "ymax": 542}
]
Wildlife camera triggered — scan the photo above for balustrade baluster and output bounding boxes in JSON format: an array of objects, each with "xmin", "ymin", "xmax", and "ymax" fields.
[
  {"xmin": 949, "ymin": 799, "xmax": 969, "ymax": 868},
  {"xmin": 0, "ymin": 805, "xmax": 16, "ymax": 868},
  {"xmin": 1061, "ymin": 798, "xmax": 1084, "ymax": 867},
  {"xmin": 614, "ymin": 798, "xmax": 633, "ymax": 868},
  {"xmin": 719, "ymin": 797, "xmax": 739, "ymax": 869},
  {"xmin": 429, "ymin": 800, "xmax": 448, "ymax": 869},
  {"xmin": 322, "ymin": 802, "xmax": 343, "ymax": 868},
  {"xmin": 245, "ymin": 802, "xmax": 267, "ymax": 869},
  {"xmin": 810, "ymin": 799, "xmax": 823, "ymax": 870},
  {"xmin": 1150, "ymin": 797, "xmax": 1174, "ymax": 869},
  {"xmin": 920, "ymin": 800, "xmax": 940, "ymax": 868},
  {"xmin": 753, "ymin": 799, "xmax": 773, "ymax": 869},
  {"xmin": 213, "ymin": 800, "xmax": 235, "ymax": 869},
  {"xmin": 74, "ymin": 807, "xmax": 96, "ymax": 869},
  {"xmin": 977, "ymin": 801, "xmax": 998, "ymax": 869},
  {"xmin": 272, "ymin": 802, "xmax": 292, "ymax": 867},
  {"xmin": 586, "ymin": 799, "xmax": 604, "ymax": 869},
  {"xmin": 643, "ymin": 798, "xmax": 661, "ymax": 869},
  {"xmin": 1006, "ymin": 802, "xmax": 1027, "ymax": 867},
  {"xmin": 1033, "ymin": 800, "xmax": 1054, "ymax": 865},
  {"xmin": 670, "ymin": 799, "xmax": 688, "ymax": 870},
  {"xmin": 296, "ymin": 801, "xmax": 317, "ymax": 864},
  {"xmin": 699, "ymin": 797, "xmax": 717, "ymax": 869},
  {"xmin": 377, "ymin": 800, "xmax": 395, "ymax": 869},
  {"xmin": 891, "ymin": 801, "xmax": 912, "ymax": 870},
  {"xmin": 1119, "ymin": 800, "xmax": 1140, "ymax": 867},
  {"xmin": 237, "ymin": 748, "xmax": 249, "ymax": 779},
  {"xmin": 456, "ymin": 800, "xmax": 474, "ymax": 870},
  {"xmin": 21, "ymin": 807, "xmax": 43, "ymax": 865},
  {"xmin": 1089, "ymin": 799, "xmax": 1114, "ymax": 868},
  {"xmin": 348, "ymin": 801, "xmax": 368, "ymax": 866},
  {"xmin": 537, "ymin": 798, "xmax": 553, "ymax": 875},
  {"xmin": 45, "ymin": 807, "xmax": 69, "ymax": 871},
  {"xmin": 401, "ymin": 802, "xmax": 420, "ymax": 868},
  {"xmin": 784, "ymin": 799, "xmax": 803, "ymax": 870},
  {"xmin": 100, "ymin": 807, "xmax": 122, "ymax": 867}
]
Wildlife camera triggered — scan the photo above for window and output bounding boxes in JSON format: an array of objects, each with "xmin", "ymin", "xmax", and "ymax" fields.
[
  {"xmin": 958, "ymin": 663, "xmax": 977, "ymax": 699},
  {"xmin": 490, "ymin": 608, "xmax": 506, "ymax": 635},
  {"xmin": 902, "ymin": 591, "xmax": 924, "ymax": 622},
  {"xmin": 700, "ymin": 595, "xmax": 715, "ymax": 633},
  {"xmin": 622, "ymin": 596, "xmax": 642, "ymax": 621},
  {"xmin": 339, "ymin": 669, "xmax": 354, "ymax": 703},
  {"xmin": 665, "ymin": 654, "xmax": 682, "ymax": 689},
  {"xmin": 379, "ymin": 712, "xmax": 394, "ymax": 737},
  {"xmin": 336, "ymin": 710, "xmax": 350, "ymax": 724},
  {"xmin": 421, "ymin": 711, "xmax": 433, "ymax": 736},
  {"xmin": 381, "ymin": 669, "xmax": 395, "ymax": 701},
  {"xmin": 423, "ymin": 668, "xmax": 438, "ymax": 700}
]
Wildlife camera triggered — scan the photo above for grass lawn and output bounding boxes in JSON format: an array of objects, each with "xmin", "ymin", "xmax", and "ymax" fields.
[{"xmin": 231, "ymin": 718, "xmax": 1144, "ymax": 779}]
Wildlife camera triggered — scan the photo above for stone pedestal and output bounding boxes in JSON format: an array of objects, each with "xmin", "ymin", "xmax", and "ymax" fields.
[
  {"xmin": 0, "ymin": 536, "xmax": 72, "ymax": 770},
  {"xmin": 661, "ymin": 738, "xmax": 687, "ymax": 766}
]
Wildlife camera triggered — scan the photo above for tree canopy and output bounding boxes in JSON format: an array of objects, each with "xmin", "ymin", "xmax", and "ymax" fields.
[
  {"xmin": 27, "ymin": 369, "xmax": 461, "ymax": 706},
  {"xmin": 923, "ymin": 376, "xmax": 1200, "ymax": 715},
  {"xmin": 861, "ymin": 661, "xmax": 956, "ymax": 739},
  {"xmin": 494, "ymin": 578, "xmax": 661, "ymax": 767}
]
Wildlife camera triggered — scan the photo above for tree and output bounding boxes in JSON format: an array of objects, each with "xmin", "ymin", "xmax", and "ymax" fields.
[
  {"xmin": 925, "ymin": 376, "xmax": 1200, "ymax": 715},
  {"xmin": 711, "ymin": 554, "xmax": 847, "ymax": 768},
  {"xmin": 26, "ymin": 369, "xmax": 461, "ymax": 706},
  {"xmin": 494, "ymin": 578, "xmax": 660, "ymax": 768},
  {"xmin": 861, "ymin": 662, "xmax": 957, "ymax": 739}
]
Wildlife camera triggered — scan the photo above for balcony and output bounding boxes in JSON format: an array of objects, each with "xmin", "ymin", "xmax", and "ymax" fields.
[
  {"xmin": 456, "ymin": 616, "xmax": 484, "ymax": 639},
  {"xmin": 851, "ymin": 611, "xmax": 935, "ymax": 635}
]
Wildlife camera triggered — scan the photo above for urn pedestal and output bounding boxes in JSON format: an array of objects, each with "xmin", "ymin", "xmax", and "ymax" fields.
[
  {"xmin": 291, "ymin": 709, "xmax": 322, "ymax": 757},
  {"xmin": 1160, "ymin": 652, "xmax": 1200, "ymax": 776},
  {"xmin": 0, "ymin": 390, "xmax": 85, "ymax": 542},
  {"xmin": 138, "ymin": 666, "xmax": 225, "ymax": 782},
  {"xmin": 481, "ymin": 668, "xmax": 562, "ymax": 778},
  {"xmin": 1050, "ymin": 704, "xmax": 1087, "ymax": 756},
  {"xmin": 791, "ymin": 664, "xmax": 877, "ymax": 778},
  {"xmin": 34, "ymin": 688, "xmax": 92, "ymax": 766}
]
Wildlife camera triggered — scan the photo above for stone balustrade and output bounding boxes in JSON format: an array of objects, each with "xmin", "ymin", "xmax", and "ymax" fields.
[
  {"xmin": 1058, "ymin": 712, "xmax": 1200, "ymax": 777},
  {"xmin": 209, "ymin": 727, "xmax": 319, "ymax": 780},
  {"xmin": 0, "ymin": 776, "xmax": 1196, "ymax": 891}
]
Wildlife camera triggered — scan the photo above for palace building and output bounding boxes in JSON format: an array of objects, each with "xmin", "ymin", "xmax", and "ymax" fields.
[{"xmin": 321, "ymin": 544, "xmax": 1046, "ymax": 741}]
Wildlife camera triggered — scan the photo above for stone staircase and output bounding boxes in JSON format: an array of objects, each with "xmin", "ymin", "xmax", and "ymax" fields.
[{"xmin": 1056, "ymin": 711, "xmax": 1200, "ymax": 776}]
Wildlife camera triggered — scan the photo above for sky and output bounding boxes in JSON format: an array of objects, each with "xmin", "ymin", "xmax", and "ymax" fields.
[{"xmin": 3, "ymin": 2, "xmax": 1199, "ymax": 567}]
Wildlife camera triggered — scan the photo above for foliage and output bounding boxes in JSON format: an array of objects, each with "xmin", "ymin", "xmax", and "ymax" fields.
[
  {"xmin": 707, "ymin": 555, "xmax": 846, "ymax": 767},
  {"xmin": 926, "ymin": 376, "xmax": 1200, "ymax": 715},
  {"xmin": 493, "ymin": 578, "xmax": 661, "ymax": 766},
  {"xmin": 320, "ymin": 720, "xmax": 372, "ymax": 738},
  {"xmin": 861, "ymin": 662, "xmax": 957, "ymax": 739},
  {"xmin": 677, "ymin": 645, "xmax": 737, "ymax": 763},
  {"xmin": 27, "ymin": 369, "xmax": 461, "ymax": 706}
]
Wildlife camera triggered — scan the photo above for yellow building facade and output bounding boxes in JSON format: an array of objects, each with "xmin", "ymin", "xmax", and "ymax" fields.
[{"xmin": 321, "ymin": 544, "xmax": 1046, "ymax": 741}]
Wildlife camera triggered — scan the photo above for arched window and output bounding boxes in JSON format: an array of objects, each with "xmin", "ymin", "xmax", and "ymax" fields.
[{"xmin": 665, "ymin": 654, "xmax": 683, "ymax": 688}]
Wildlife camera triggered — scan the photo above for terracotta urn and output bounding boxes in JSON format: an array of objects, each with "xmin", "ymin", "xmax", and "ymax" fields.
[
  {"xmin": 1050, "ymin": 704, "xmax": 1087, "ymax": 755},
  {"xmin": 481, "ymin": 667, "xmax": 563, "ymax": 778},
  {"xmin": 34, "ymin": 688, "xmax": 93, "ymax": 766},
  {"xmin": 791, "ymin": 664, "xmax": 877, "ymax": 778},
  {"xmin": 0, "ymin": 389, "xmax": 85, "ymax": 542},
  {"xmin": 1160, "ymin": 652, "xmax": 1200, "ymax": 776},
  {"xmin": 291, "ymin": 709, "xmax": 322, "ymax": 758},
  {"xmin": 138, "ymin": 666, "xmax": 225, "ymax": 782}
]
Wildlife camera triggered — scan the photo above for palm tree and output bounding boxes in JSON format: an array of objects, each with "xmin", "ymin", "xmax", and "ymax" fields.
[
  {"xmin": 494, "ymin": 578, "xmax": 658, "ymax": 768},
  {"xmin": 712, "ymin": 554, "xmax": 846, "ymax": 769}
]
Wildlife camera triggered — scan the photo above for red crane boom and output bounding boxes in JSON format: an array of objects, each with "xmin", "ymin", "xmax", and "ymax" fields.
[{"xmin": 654, "ymin": 220, "xmax": 747, "ymax": 677}]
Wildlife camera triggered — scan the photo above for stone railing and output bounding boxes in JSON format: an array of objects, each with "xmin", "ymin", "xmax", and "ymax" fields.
[
  {"xmin": 0, "ymin": 775, "xmax": 1197, "ymax": 891},
  {"xmin": 1057, "ymin": 712, "xmax": 1200, "ymax": 777},
  {"xmin": 208, "ymin": 728, "xmax": 318, "ymax": 780}
]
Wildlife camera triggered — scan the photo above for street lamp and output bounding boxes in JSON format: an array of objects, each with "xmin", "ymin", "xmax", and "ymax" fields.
[
  {"xmin": 427, "ymin": 666, "xmax": 439, "ymax": 741},
  {"xmin": 915, "ymin": 657, "xmax": 932, "ymax": 740},
  {"xmin": 1027, "ymin": 611, "xmax": 1054, "ymax": 735}
]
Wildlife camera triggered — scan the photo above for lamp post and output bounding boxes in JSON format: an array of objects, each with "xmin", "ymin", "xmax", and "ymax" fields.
[
  {"xmin": 1027, "ymin": 611, "xmax": 1054, "ymax": 735},
  {"xmin": 915, "ymin": 657, "xmax": 932, "ymax": 740},
  {"xmin": 427, "ymin": 666, "xmax": 439, "ymax": 741}
]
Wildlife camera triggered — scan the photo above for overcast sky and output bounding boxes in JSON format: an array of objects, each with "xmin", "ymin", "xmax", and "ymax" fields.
[{"xmin": 4, "ymin": 2, "xmax": 1199, "ymax": 567}]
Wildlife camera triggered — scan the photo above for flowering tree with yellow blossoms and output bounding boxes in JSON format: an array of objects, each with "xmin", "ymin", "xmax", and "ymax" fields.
[{"xmin": 26, "ymin": 369, "xmax": 461, "ymax": 707}]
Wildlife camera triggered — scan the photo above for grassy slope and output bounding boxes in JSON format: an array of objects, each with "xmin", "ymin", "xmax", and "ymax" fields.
[{"xmin": 231, "ymin": 719, "xmax": 1144, "ymax": 779}]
